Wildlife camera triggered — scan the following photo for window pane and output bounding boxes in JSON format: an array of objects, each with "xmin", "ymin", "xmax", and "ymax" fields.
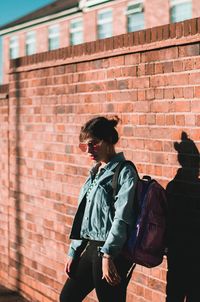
[
  {"xmin": 9, "ymin": 36, "xmax": 19, "ymax": 59},
  {"xmin": 49, "ymin": 25, "xmax": 59, "ymax": 35},
  {"xmin": 127, "ymin": 2, "xmax": 144, "ymax": 33},
  {"xmin": 71, "ymin": 20, "xmax": 83, "ymax": 30},
  {"xmin": 26, "ymin": 31, "xmax": 36, "ymax": 56},
  {"xmin": 48, "ymin": 25, "xmax": 60, "ymax": 50},
  {"xmin": 98, "ymin": 23, "xmax": 112, "ymax": 39},
  {"xmin": 98, "ymin": 10, "xmax": 112, "ymax": 20},
  {"xmin": 128, "ymin": 11, "xmax": 144, "ymax": 32},
  {"xmin": 170, "ymin": 2, "xmax": 192, "ymax": 23},
  {"xmin": 97, "ymin": 10, "xmax": 112, "ymax": 39},
  {"xmin": 70, "ymin": 19, "xmax": 83, "ymax": 45},
  {"xmin": 70, "ymin": 31, "xmax": 83, "ymax": 45},
  {"xmin": 48, "ymin": 37, "xmax": 59, "ymax": 50}
]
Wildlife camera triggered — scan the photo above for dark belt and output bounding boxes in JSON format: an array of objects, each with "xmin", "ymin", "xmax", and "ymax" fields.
[{"xmin": 87, "ymin": 240, "xmax": 105, "ymax": 256}]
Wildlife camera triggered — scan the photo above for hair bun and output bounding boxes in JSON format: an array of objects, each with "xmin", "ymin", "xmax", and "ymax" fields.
[{"xmin": 107, "ymin": 116, "xmax": 120, "ymax": 128}]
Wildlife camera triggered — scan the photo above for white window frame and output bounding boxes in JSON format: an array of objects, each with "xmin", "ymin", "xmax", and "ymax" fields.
[
  {"xmin": 126, "ymin": 1, "xmax": 145, "ymax": 33},
  {"xmin": 126, "ymin": 0, "xmax": 144, "ymax": 14},
  {"xmin": 79, "ymin": 0, "xmax": 109, "ymax": 10},
  {"xmin": 70, "ymin": 18, "xmax": 84, "ymax": 45},
  {"xmin": 171, "ymin": 0, "xmax": 191, "ymax": 5},
  {"xmin": 25, "ymin": 31, "xmax": 36, "ymax": 56},
  {"xmin": 48, "ymin": 24, "xmax": 60, "ymax": 51},
  {"xmin": 9, "ymin": 36, "xmax": 19, "ymax": 59},
  {"xmin": 97, "ymin": 8, "xmax": 113, "ymax": 40}
]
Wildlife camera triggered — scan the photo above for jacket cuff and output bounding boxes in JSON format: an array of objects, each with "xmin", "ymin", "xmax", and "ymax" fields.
[
  {"xmin": 67, "ymin": 246, "xmax": 77, "ymax": 259},
  {"xmin": 67, "ymin": 239, "xmax": 88, "ymax": 259},
  {"xmin": 100, "ymin": 245, "xmax": 119, "ymax": 258}
]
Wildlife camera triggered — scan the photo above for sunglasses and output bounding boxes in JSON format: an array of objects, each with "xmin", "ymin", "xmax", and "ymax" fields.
[{"xmin": 79, "ymin": 140, "xmax": 102, "ymax": 153}]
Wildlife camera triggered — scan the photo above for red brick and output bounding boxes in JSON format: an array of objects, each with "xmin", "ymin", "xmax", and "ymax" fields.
[
  {"xmin": 185, "ymin": 114, "xmax": 196, "ymax": 126},
  {"xmin": 150, "ymin": 100, "xmax": 170, "ymax": 113},
  {"xmin": 190, "ymin": 128, "xmax": 200, "ymax": 140},
  {"xmin": 183, "ymin": 87, "xmax": 194, "ymax": 98},
  {"xmin": 156, "ymin": 114, "xmax": 165, "ymax": 125},
  {"xmin": 155, "ymin": 88, "xmax": 164, "ymax": 99},
  {"xmin": 151, "ymin": 27, "xmax": 158, "ymax": 42},
  {"xmin": 183, "ymin": 59, "xmax": 194, "ymax": 71},
  {"xmin": 164, "ymin": 88, "xmax": 173, "ymax": 99},
  {"xmin": 173, "ymin": 100, "xmax": 191, "ymax": 112},
  {"xmin": 173, "ymin": 87, "xmax": 183, "ymax": 98},
  {"xmin": 138, "ymin": 90, "xmax": 146, "ymax": 101},
  {"xmin": 175, "ymin": 114, "xmax": 185, "ymax": 126},
  {"xmin": 173, "ymin": 60, "xmax": 183, "ymax": 72},
  {"xmin": 124, "ymin": 53, "xmax": 140, "ymax": 65},
  {"xmin": 139, "ymin": 114, "xmax": 147, "ymax": 125},
  {"xmin": 189, "ymin": 72, "xmax": 200, "ymax": 84},
  {"xmin": 139, "ymin": 30, "xmax": 146, "ymax": 44},
  {"xmin": 146, "ymin": 88, "xmax": 155, "ymax": 100},
  {"xmin": 176, "ymin": 22, "xmax": 184, "ymax": 38},
  {"xmin": 179, "ymin": 44, "xmax": 200, "ymax": 57},
  {"xmin": 163, "ymin": 24, "xmax": 170, "ymax": 40},
  {"xmin": 191, "ymin": 100, "xmax": 200, "ymax": 112},
  {"xmin": 145, "ymin": 28, "xmax": 151, "ymax": 43},
  {"xmin": 169, "ymin": 23, "xmax": 176, "ymax": 38},
  {"xmin": 155, "ymin": 62, "xmax": 163, "ymax": 74},
  {"xmin": 108, "ymin": 56, "xmax": 124, "ymax": 67},
  {"xmin": 196, "ymin": 115, "xmax": 200, "ymax": 126}
]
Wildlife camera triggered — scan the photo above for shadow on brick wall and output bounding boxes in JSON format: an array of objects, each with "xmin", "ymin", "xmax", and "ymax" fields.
[
  {"xmin": 12, "ymin": 71, "xmax": 23, "ymax": 291},
  {"xmin": 166, "ymin": 131, "xmax": 200, "ymax": 301},
  {"xmin": 0, "ymin": 285, "xmax": 29, "ymax": 302}
]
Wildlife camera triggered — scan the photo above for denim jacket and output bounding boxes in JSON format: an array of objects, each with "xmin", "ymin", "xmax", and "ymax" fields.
[{"xmin": 68, "ymin": 152, "xmax": 138, "ymax": 258}]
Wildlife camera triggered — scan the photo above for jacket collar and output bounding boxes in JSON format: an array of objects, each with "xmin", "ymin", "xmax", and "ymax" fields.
[
  {"xmin": 90, "ymin": 152, "xmax": 125, "ymax": 179},
  {"xmin": 80, "ymin": 153, "xmax": 125, "ymax": 200}
]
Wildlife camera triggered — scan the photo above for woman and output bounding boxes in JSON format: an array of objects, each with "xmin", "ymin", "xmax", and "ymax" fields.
[{"xmin": 60, "ymin": 116, "xmax": 138, "ymax": 302}]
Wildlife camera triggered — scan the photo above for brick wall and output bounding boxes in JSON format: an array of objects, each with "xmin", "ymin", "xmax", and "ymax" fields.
[
  {"xmin": 0, "ymin": 84, "xmax": 9, "ymax": 287},
  {"xmin": 0, "ymin": 18, "xmax": 200, "ymax": 302}
]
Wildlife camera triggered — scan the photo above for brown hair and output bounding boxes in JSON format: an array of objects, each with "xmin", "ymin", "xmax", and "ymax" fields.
[{"xmin": 79, "ymin": 116, "xmax": 120, "ymax": 144}]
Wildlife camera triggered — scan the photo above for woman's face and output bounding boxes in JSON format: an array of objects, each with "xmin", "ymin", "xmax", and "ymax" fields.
[{"xmin": 79, "ymin": 137, "xmax": 109, "ymax": 162}]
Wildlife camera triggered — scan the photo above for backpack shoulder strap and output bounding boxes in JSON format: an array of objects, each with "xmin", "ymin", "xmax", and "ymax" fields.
[{"xmin": 112, "ymin": 160, "xmax": 138, "ymax": 198}]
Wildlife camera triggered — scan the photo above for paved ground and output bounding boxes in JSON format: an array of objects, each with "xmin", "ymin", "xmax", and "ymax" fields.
[{"xmin": 0, "ymin": 286, "xmax": 29, "ymax": 302}]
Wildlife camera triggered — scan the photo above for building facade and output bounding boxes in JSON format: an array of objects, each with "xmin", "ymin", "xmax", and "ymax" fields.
[{"xmin": 0, "ymin": 0, "xmax": 200, "ymax": 83}]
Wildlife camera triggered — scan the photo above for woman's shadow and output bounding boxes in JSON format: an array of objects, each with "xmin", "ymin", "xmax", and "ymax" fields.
[{"xmin": 166, "ymin": 132, "xmax": 200, "ymax": 302}]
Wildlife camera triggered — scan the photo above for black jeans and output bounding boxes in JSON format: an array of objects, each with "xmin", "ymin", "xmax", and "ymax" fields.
[{"xmin": 60, "ymin": 241, "xmax": 135, "ymax": 302}]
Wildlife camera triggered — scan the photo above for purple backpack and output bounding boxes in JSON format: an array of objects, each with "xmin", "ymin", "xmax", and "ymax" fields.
[{"xmin": 112, "ymin": 160, "xmax": 168, "ymax": 268}]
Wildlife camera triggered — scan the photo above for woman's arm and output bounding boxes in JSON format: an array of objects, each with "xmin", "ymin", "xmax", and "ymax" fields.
[
  {"xmin": 101, "ymin": 165, "xmax": 138, "ymax": 258},
  {"xmin": 65, "ymin": 239, "xmax": 88, "ymax": 278}
]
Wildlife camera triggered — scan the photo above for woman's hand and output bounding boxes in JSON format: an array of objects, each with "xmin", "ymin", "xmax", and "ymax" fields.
[
  {"xmin": 102, "ymin": 255, "xmax": 121, "ymax": 286},
  {"xmin": 65, "ymin": 256, "xmax": 74, "ymax": 278}
]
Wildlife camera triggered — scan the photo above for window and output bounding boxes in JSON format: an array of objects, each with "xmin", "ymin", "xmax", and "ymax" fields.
[
  {"xmin": 70, "ymin": 18, "xmax": 84, "ymax": 45},
  {"xmin": 170, "ymin": 0, "xmax": 192, "ymax": 23},
  {"xmin": 9, "ymin": 36, "xmax": 19, "ymax": 59},
  {"xmin": 127, "ymin": 1, "xmax": 145, "ymax": 32},
  {"xmin": 25, "ymin": 31, "xmax": 36, "ymax": 55},
  {"xmin": 97, "ymin": 9, "xmax": 112, "ymax": 40},
  {"xmin": 48, "ymin": 24, "xmax": 60, "ymax": 51}
]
